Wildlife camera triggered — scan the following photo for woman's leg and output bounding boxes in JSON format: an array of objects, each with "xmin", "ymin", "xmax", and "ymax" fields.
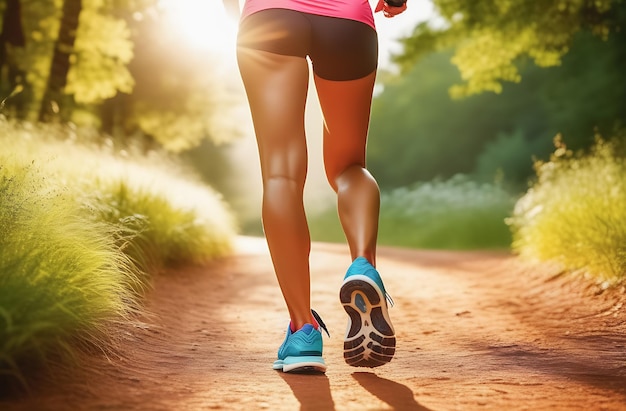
[
  {"xmin": 316, "ymin": 71, "xmax": 396, "ymax": 368},
  {"xmin": 314, "ymin": 71, "xmax": 380, "ymax": 266},
  {"xmin": 237, "ymin": 47, "xmax": 314, "ymax": 330}
]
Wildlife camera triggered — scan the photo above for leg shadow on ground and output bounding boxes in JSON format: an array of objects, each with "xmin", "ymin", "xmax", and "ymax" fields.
[
  {"xmin": 352, "ymin": 372, "xmax": 432, "ymax": 411},
  {"xmin": 279, "ymin": 372, "xmax": 335, "ymax": 411}
]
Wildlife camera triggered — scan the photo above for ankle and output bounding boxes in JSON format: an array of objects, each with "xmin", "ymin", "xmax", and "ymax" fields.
[{"xmin": 289, "ymin": 314, "xmax": 318, "ymax": 332}]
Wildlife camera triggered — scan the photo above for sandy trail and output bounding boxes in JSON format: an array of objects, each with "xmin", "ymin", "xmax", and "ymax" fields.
[{"xmin": 2, "ymin": 236, "xmax": 626, "ymax": 411}]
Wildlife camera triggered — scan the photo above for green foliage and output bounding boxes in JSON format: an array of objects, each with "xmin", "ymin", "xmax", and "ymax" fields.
[
  {"xmin": 396, "ymin": 0, "xmax": 624, "ymax": 97},
  {"xmin": 474, "ymin": 128, "xmax": 536, "ymax": 185},
  {"xmin": 66, "ymin": 6, "xmax": 135, "ymax": 103},
  {"xmin": 310, "ymin": 175, "xmax": 516, "ymax": 250},
  {"xmin": 369, "ymin": 29, "xmax": 626, "ymax": 189},
  {"xmin": 0, "ymin": 118, "xmax": 235, "ymax": 384},
  {"xmin": 369, "ymin": 52, "xmax": 490, "ymax": 187},
  {"xmin": 369, "ymin": 51, "xmax": 542, "ymax": 188},
  {"xmin": 508, "ymin": 134, "xmax": 626, "ymax": 282},
  {"xmin": 7, "ymin": 0, "xmax": 139, "ymax": 119},
  {"xmin": 2, "ymin": 1, "xmax": 241, "ymax": 152},
  {"xmin": 125, "ymin": 10, "xmax": 242, "ymax": 152}
]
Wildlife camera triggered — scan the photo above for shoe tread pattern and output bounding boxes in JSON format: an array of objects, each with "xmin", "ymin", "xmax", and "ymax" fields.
[{"xmin": 340, "ymin": 278, "xmax": 396, "ymax": 368}]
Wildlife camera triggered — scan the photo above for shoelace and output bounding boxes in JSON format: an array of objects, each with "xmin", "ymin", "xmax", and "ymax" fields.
[
  {"xmin": 311, "ymin": 309, "xmax": 330, "ymax": 338},
  {"xmin": 386, "ymin": 293, "xmax": 395, "ymax": 308}
]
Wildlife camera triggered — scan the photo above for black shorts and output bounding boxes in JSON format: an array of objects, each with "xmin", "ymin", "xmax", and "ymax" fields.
[{"xmin": 237, "ymin": 8, "xmax": 378, "ymax": 81}]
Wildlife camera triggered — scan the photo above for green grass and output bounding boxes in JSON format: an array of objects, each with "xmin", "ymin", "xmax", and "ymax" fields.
[
  {"xmin": 310, "ymin": 174, "xmax": 517, "ymax": 250},
  {"xmin": 508, "ymin": 135, "xmax": 626, "ymax": 283},
  {"xmin": 0, "ymin": 118, "xmax": 236, "ymax": 385},
  {"xmin": 0, "ymin": 161, "xmax": 138, "ymax": 386}
]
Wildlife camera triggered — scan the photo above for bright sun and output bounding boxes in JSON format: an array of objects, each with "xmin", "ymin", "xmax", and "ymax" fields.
[{"xmin": 158, "ymin": 0, "xmax": 239, "ymax": 56}]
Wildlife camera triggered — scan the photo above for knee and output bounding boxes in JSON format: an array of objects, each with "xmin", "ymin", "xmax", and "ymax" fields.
[
  {"xmin": 328, "ymin": 163, "xmax": 372, "ymax": 192},
  {"xmin": 263, "ymin": 174, "xmax": 305, "ymax": 195}
]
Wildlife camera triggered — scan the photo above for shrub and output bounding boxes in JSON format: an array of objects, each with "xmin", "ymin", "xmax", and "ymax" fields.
[
  {"xmin": 508, "ymin": 135, "xmax": 626, "ymax": 283},
  {"xmin": 0, "ymin": 118, "xmax": 235, "ymax": 385},
  {"xmin": 474, "ymin": 128, "xmax": 536, "ymax": 187},
  {"xmin": 379, "ymin": 175, "xmax": 516, "ymax": 249}
]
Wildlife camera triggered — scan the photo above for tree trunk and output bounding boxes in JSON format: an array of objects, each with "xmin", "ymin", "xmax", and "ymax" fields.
[
  {"xmin": 38, "ymin": 0, "xmax": 82, "ymax": 122},
  {"xmin": 0, "ymin": 0, "xmax": 27, "ymax": 117},
  {"xmin": 0, "ymin": 0, "xmax": 26, "ymax": 65},
  {"xmin": 100, "ymin": 92, "xmax": 130, "ymax": 139}
]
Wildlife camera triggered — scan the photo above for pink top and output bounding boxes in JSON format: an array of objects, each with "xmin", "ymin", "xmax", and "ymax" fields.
[{"xmin": 241, "ymin": 0, "xmax": 376, "ymax": 30}]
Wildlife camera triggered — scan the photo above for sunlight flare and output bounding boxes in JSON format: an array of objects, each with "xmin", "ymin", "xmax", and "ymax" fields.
[{"xmin": 158, "ymin": 0, "xmax": 238, "ymax": 56}]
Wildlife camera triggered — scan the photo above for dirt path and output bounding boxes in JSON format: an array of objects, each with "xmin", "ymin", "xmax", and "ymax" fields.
[{"xmin": 2, "ymin": 236, "xmax": 626, "ymax": 411}]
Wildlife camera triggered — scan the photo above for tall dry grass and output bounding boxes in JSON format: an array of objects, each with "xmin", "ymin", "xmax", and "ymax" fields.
[{"xmin": 0, "ymin": 118, "xmax": 235, "ymax": 385}]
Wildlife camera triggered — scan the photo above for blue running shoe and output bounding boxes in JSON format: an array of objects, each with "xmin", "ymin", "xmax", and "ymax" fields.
[
  {"xmin": 340, "ymin": 257, "xmax": 396, "ymax": 367},
  {"xmin": 273, "ymin": 310, "xmax": 329, "ymax": 373}
]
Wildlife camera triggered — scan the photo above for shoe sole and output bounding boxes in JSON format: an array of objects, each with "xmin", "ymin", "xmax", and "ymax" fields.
[
  {"xmin": 273, "ymin": 356, "xmax": 327, "ymax": 373},
  {"xmin": 340, "ymin": 275, "xmax": 396, "ymax": 367}
]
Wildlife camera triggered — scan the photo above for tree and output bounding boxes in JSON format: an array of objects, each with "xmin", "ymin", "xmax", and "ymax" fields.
[
  {"xmin": 368, "ymin": 28, "xmax": 626, "ymax": 189},
  {"xmin": 38, "ymin": 0, "xmax": 81, "ymax": 121},
  {"xmin": 65, "ymin": 0, "xmax": 139, "ymax": 107},
  {"xmin": 8, "ymin": 0, "xmax": 146, "ymax": 122},
  {"xmin": 0, "ymin": 0, "xmax": 26, "ymax": 81},
  {"xmin": 4, "ymin": 0, "xmax": 241, "ymax": 152},
  {"xmin": 396, "ymin": 0, "xmax": 625, "ymax": 98},
  {"xmin": 105, "ymin": 5, "xmax": 243, "ymax": 152},
  {"xmin": 0, "ymin": 0, "xmax": 26, "ymax": 115}
]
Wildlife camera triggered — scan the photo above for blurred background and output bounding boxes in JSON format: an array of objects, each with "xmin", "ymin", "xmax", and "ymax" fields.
[{"xmin": 1, "ymin": 0, "xmax": 625, "ymax": 250}]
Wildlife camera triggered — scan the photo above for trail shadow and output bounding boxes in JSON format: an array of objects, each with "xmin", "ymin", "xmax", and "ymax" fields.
[
  {"xmin": 471, "ymin": 337, "xmax": 626, "ymax": 397},
  {"xmin": 278, "ymin": 371, "xmax": 335, "ymax": 411},
  {"xmin": 352, "ymin": 372, "xmax": 432, "ymax": 411}
]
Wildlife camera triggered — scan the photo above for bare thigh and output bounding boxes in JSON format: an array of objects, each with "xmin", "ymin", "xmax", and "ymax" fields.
[
  {"xmin": 314, "ymin": 71, "xmax": 377, "ymax": 190},
  {"xmin": 236, "ymin": 48, "xmax": 310, "ymax": 183}
]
